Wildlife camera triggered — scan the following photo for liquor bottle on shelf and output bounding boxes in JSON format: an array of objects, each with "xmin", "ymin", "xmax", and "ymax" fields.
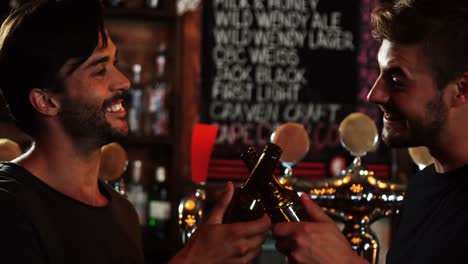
[
  {"xmin": 127, "ymin": 64, "xmax": 144, "ymax": 137},
  {"xmin": 146, "ymin": 0, "xmax": 159, "ymax": 9},
  {"xmin": 224, "ymin": 143, "xmax": 310, "ymax": 224},
  {"xmin": 147, "ymin": 0, "xmax": 165, "ymax": 9},
  {"xmin": 154, "ymin": 42, "xmax": 167, "ymax": 78},
  {"xmin": 152, "ymin": 81, "xmax": 169, "ymax": 136},
  {"xmin": 143, "ymin": 44, "xmax": 169, "ymax": 136},
  {"xmin": 126, "ymin": 160, "xmax": 148, "ymax": 225},
  {"xmin": 147, "ymin": 166, "xmax": 171, "ymax": 239}
]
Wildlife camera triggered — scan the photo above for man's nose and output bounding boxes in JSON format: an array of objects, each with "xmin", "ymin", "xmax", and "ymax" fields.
[{"xmin": 367, "ymin": 76, "xmax": 389, "ymax": 104}]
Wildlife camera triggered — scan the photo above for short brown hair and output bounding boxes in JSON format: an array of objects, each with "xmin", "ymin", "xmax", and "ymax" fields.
[{"xmin": 371, "ymin": 0, "xmax": 468, "ymax": 89}]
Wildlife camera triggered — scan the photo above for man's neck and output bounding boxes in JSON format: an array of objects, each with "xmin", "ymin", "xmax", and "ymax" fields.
[{"xmin": 15, "ymin": 139, "xmax": 108, "ymax": 207}]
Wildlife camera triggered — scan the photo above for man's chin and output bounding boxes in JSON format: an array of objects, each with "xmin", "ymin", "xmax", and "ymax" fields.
[
  {"xmin": 105, "ymin": 126, "xmax": 129, "ymax": 144},
  {"xmin": 382, "ymin": 134, "xmax": 412, "ymax": 148}
]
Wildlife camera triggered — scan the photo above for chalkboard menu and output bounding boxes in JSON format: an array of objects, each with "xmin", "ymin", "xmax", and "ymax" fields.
[{"xmin": 201, "ymin": 0, "xmax": 387, "ymax": 181}]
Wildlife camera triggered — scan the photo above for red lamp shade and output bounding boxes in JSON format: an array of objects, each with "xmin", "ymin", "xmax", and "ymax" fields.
[{"xmin": 191, "ymin": 123, "xmax": 218, "ymax": 183}]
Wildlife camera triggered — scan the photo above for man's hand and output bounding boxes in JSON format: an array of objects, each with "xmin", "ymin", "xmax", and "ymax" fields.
[
  {"xmin": 170, "ymin": 182, "xmax": 271, "ymax": 264},
  {"xmin": 272, "ymin": 194, "xmax": 368, "ymax": 264}
]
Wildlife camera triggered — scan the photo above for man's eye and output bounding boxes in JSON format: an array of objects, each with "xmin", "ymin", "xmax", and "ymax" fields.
[
  {"xmin": 95, "ymin": 68, "xmax": 107, "ymax": 76},
  {"xmin": 389, "ymin": 75, "xmax": 404, "ymax": 89}
]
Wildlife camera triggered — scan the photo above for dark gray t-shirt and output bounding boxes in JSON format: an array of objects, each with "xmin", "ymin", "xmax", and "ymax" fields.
[
  {"xmin": 387, "ymin": 164, "xmax": 468, "ymax": 264},
  {"xmin": 0, "ymin": 162, "xmax": 144, "ymax": 264}
]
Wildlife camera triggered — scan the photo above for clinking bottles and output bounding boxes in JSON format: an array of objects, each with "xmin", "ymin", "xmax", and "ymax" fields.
[
  {"xmin": 224, "ymin": 143, "xmax": 310, "ymax": 223},
  {"xmin": 223, "ymin": 147, "xmax": 265, "ymax": 223}
]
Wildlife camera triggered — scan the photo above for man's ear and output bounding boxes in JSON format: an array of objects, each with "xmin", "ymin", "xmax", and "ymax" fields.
[
  {"xmin": 29, "ymin": 88, "xmax": 61, "ymax": 116},
  {"xmin": 451, "ymin": 72, "xmax": 468, "ymax": 107}
]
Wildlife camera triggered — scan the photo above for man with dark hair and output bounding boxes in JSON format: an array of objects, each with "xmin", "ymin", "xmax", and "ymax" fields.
[
  {"xmin": 0, "ymin": 0, "xmax": 270, "ymax": 263},
  {"xmin": 272, "ymin": 0, "xmax": 468, "ymax": 263}
]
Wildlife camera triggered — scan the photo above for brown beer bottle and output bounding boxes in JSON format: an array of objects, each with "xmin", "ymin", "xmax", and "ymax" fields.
[{"xmin": 223, "ymin": 147, "xmax": 266, "ymax": 223}]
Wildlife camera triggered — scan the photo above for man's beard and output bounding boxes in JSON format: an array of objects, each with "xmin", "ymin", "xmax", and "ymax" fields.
[
  {"xmin": 382, "ymin": 92, "xmax": 447, "ymax": 148},
  {"xmin": 58, "ymin": 95, "xmax": 127, "ymax": 150}
]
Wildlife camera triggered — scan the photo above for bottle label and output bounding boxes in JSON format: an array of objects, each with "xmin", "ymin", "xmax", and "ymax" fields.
[
  {"xmin": 149, "ymin": 201, "xmax": 171, "ymax": 220},
  {"xmin": 128, "ymin": 109, "xmax": 139, "ymax": 132},
  {"xmin": 147, "ymin": 89, "xmax": 158, "ymax": 113},
  {"xmin": 127, "ymin": 189, "xmax": 147, "ymax": 224}
]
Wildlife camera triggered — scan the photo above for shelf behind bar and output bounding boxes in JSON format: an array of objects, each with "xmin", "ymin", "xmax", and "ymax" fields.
[{"xmin": 104, "ymin": 7, "xmax": 176, "ymax": 21}]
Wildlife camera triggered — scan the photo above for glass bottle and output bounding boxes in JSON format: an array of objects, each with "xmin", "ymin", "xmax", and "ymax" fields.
[
  {"xmin": 127, "ymin": 64, "xmax": 144, "ymax": 137},
  {"xmin": 143, "ymin": 44, "xmax": 169, "ymax": 136},
  {"xmin": 154, "ymin": 42, "xmax": 167, "ymax": 78},
  {"xmin": 126, "ymin": 160, "xmax": 147, "ymax": 225},
  {"xmin": 146, "ymin": 0, "xmax": 163, "ymax": 9},
  {"xmin": 147, "ymin": 166, "xmax": 171, "ymax": 239}
]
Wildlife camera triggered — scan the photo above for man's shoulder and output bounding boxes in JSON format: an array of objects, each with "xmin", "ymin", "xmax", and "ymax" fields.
[
  {"xmin": 0, "ymin": 162, "xmax": 23, "ymax": 193},
  {"xmin": 0, "ymin": 162, "xmax": 33, "ymax": 202}
]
